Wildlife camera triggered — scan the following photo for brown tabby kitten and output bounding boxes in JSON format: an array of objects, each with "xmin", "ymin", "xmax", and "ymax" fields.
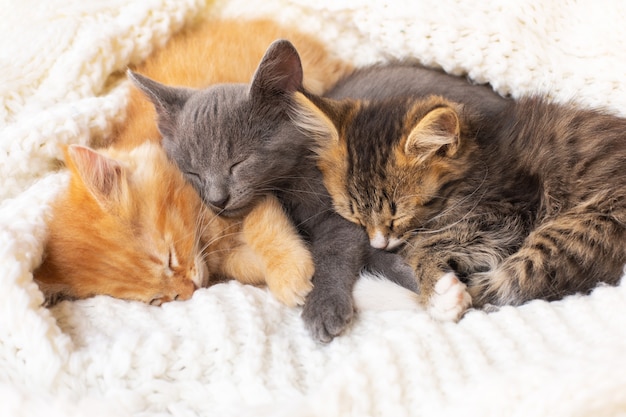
[{"xmin": 294, "ymin": 67, "xmax": 626, "ymax": 316}]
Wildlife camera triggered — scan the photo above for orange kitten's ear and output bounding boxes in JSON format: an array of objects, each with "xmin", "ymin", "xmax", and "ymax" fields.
[
  {"xmin": 66, "ymin": 145, "xmax": 127, "ymax": 209},
  {"xmin": 128, "ymin": 70, "xmax": 191, "ymax": 139},
  {"xmin": 404, "ymin": 106, "xmax": 461, "ymax": 164}
]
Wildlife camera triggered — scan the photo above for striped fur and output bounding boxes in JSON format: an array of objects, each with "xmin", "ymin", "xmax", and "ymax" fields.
[{"xmin": 297, "ymin": 89, "xmax": 626, "ymax": 309}]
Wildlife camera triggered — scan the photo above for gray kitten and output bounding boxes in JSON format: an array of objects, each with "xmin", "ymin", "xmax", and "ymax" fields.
[{"xmin": 129, "ymin": 41, "xmax": 419, "ymax": 343}]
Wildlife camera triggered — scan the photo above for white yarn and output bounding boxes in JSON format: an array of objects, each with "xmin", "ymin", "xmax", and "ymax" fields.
[
  {"xmin": 221, "ymin": 0, "xmax": 626, "ymax": 110},
  {"xmin": 1, "ymin": 0, "xmax": 626, "ymax": 416},
  {"xmin": 0, "ymin": 0, "xmax": 204, "ymax": 201}
]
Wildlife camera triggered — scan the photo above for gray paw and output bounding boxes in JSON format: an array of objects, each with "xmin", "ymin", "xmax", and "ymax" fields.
[{"xmin": 301, "ymin": 290, "xmax": 354, "ymax": 343}]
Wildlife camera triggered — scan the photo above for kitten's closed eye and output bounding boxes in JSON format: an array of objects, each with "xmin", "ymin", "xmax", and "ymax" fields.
[
  {"xmin": 229, "ymin": 159, "xmax": 246, "ymax": 174},
  {"xmin": 184, "ymin": 171, "xmax": 202, "ymax": 186},
  {"xmin": 149, "ymin": 296, "xmax": 165, "ymax": 306}
]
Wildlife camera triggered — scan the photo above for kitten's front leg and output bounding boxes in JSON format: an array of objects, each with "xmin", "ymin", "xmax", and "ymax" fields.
[
  {"xmin": 365, "ymin": 241, "xmax": 472, "ymax": 321},
  {"xmin": 403, "ymin": 248, "xmax": 472, "ymax": 322},
  {"xmin": 241, "ymin": 196, "xmax": 314, "ymax": 307},
  {"xmin": 300, "ymin": 216, "xmax": 364, "ymax": 343},
  {"xmin": 428, "ymin": 272, "xmax": 472, "ymax": 321},
  {"xmin": 365, "ymin": 248, "xmax": 420, "ymax": 293}
]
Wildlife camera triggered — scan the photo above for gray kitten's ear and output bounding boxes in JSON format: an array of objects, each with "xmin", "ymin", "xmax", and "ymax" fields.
[
  {"xmin": 127, "ymin": 70, "xmax": 191, "ymax": 139},
  {"xmin": 250, "ymin": 40, "xmax": 303, "ymax": 98}
]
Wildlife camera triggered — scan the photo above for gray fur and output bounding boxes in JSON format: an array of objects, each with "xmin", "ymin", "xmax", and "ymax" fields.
[
  {"xmin": 130, "ymin": 41, "xmax": 418, "ymax": 342},
  {"xmin": 326, "ymin": 61, "xmax": 509, "ymax": 117}
]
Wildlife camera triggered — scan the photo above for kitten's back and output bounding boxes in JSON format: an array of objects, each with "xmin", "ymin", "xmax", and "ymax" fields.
[{"xmin": 327, "ymin": 63, "xmax": 508, "ymax": 118}]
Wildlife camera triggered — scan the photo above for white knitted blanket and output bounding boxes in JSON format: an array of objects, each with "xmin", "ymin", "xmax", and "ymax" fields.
[{"xmin": 2, "ymin": 0, "xmax": 626, "ymax": 416}]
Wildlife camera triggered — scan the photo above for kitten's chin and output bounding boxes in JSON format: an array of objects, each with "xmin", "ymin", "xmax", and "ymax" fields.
[
  {"xmin": 205, "ymin": 197, "xmax": 257, "ymax": 218},
  {"xmin": 386, "ymin": 237, "xmax": 405, "ymax": 251},
  {"xmin": 369, "ymin": 232, "xmax": 405, "ymax": 251}
]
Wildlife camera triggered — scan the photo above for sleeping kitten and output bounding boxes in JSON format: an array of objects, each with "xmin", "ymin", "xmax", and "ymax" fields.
[
  {"xmin": 35, "ymin": 142, "xmax": 314, "ymax": 307},
  {"xmin": 35, "ymin": 143, "xmax": 207, "ymax": 305},
  {"xmin": 294, "ymin": 65, "xmax": 626, "ymax": 316},
  {"xmin": 130, "ymin": 40, "xmax": 420, "ymax": 342},
  {"xmin": 113, "ymin": 18, "xmax": 351, "ymax": 149},
  {"xmin": 35, "ymin": 19, "xmax": 352, "ymax": 307}
]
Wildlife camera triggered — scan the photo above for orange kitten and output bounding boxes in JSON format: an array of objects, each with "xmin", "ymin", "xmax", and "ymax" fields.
[
  {"xmin": 35, "ymin": 18, "xmax": 351, "ymax": 306},
  {"xmin": 35, "ymin": 143, "xmax": 207, "ymax": 305}
]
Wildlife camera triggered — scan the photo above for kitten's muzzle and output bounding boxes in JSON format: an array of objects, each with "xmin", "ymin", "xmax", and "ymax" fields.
[
  {"xmin": 208, "ymin": 195, "xmax": 230, "ymax": 210},
  {"xmin": 369, "ymin": 230, "xmax": 404, "ymax": 251},
  {"xmin": 203, "ymin": 190, "xmax": 254, "ymax": 218}
]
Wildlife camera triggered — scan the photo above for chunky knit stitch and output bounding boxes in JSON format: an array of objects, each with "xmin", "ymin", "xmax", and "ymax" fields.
[{"xmin": 1, "ymin": 1, "xmax": 625, "ymax": 416}]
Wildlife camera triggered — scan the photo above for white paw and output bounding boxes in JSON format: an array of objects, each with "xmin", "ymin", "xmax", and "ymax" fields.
[{"xmin": 428, "ymin": 272, "xmax": 472, "ymax": 322}]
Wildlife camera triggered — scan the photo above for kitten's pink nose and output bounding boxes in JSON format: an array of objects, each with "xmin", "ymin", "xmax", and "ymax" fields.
[{"xmin": 370, "ymin": 231, "xmax": 389, "ymax": 249}]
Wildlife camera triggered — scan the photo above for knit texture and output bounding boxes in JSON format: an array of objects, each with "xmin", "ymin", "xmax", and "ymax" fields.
[{"xmin": 1, "ymin": 0, "xmax": 626, "ymax": 416}]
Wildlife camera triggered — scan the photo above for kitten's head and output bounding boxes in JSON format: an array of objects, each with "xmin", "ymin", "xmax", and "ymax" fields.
[
  {"xmin": 292, "ymin": 94, "xmax": 474, "ymax": 250},
  {"xmin": 129, "ymin": 40, "xmax": 311, "ymax": 217},
  {"xmin": 34, "ymin": 142, "xmax": 209, "ymax": 305}
]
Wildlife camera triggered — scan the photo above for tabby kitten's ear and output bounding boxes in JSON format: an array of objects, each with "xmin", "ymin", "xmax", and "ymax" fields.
[
  {"xmin": 128, "ymin": 70, "xmax": 191, "ymax": 139},
  {"xmin": 65, "ymin": 145, "xmax": 128, "ymax": 209},
  {"xmin": 250, "ymin": 39, "xmax": 304, "ymax": 97},
  {"xmin": 290, "ymin": 95, "xmax": 354, "ymax": 147},
  {"xmin": 404, "ymin": 106, "xmax": 461, "ymax": 164}
]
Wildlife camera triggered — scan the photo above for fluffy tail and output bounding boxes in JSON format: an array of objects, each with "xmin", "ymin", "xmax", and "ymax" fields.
[{"xmin": 352, "ymin": 271, "xmax": 423, "ymax": 311}]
